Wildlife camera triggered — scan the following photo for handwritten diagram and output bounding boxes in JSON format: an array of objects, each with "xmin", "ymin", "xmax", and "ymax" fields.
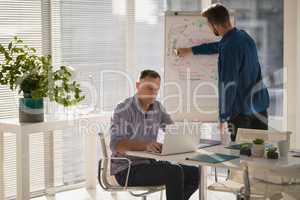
[
  {"xmin": 166, "ymin": 16, "xmax": 219, "ymax": 81},
  {"xmin": 164, "ymin": 14, "xmax": 220, "ymax": 121}
]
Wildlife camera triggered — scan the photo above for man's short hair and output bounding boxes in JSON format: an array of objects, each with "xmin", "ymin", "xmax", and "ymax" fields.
[
  {"xmin": 139, "ymin": 70, "xmax": 161, "ymax": 80},
  {"xmin": 201, "ymin": 3, "xmax": 230, "ymax": 26}
]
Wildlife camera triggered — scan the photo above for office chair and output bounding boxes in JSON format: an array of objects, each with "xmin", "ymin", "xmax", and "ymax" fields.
[{"xmin": 97, "ymin": 132, "xmax": 164, "ymax": 200}]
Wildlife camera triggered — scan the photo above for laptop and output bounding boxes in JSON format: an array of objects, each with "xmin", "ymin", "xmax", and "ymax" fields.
[
  {"xmin": 154, "ymin": 135, "xmax": 221, "ymax": 155},
  {"xmin": 150, "ymin": 123, "xmax": 221, "ymax": 155},
  {"xmin": 156, "ymin": 133, "xmax": 200, "ymax": 155},
  {"xmin": 149, "ymin": 125, "xmax": 201, "ymax": 155}
]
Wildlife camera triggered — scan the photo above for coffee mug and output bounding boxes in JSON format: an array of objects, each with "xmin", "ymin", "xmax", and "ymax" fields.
[
  {"xmin": 278, "ymin": 140, "xmax": 289, "ymax": 157},
  {"xmin": 221, "ymin": 130, "xmax": 231, "ymax": 146}
]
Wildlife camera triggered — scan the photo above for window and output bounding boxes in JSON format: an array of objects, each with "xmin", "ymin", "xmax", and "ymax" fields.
[
  {"xmin": 57, "ymin": 0, "xmax": 129, "ymax": 113},
  {"xmin": 167, "ymin": 0, "xmax": 202, "ymax": 11},
  {"xmin": 51, "ymin": 0, "xmax": 130, "ymax": 186},
  {"xmin": 0, "ymin": 0, "xmax": 45, "ymax": 198}
]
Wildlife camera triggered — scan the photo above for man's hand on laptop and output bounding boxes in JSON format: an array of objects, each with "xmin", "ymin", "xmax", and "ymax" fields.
[{"xmin": 146, "ymin": 142, "xmax": 162, "ymax": 153}]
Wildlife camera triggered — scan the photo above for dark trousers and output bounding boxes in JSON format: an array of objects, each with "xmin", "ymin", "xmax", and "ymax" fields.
[
  {"xmin": 228, "ymin": 111, "xmax": 268, "ymax": 142},
  {"xmin": 115, "ymin": 161, "xmax": 199, "ymax": 200}
]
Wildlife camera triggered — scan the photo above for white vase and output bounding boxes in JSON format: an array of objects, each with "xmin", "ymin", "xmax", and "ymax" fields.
[{"xmin": 252, "ymin": 144, "xmax": 265, "ymax": 157}]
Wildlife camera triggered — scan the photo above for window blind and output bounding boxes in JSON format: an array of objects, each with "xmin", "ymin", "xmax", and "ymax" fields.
[
  {"xmin": 0, "ymin": 86, "xmax": 18, "ymax": 119},
  {"xmin": 0, "ymin": 0, "xmax": 74, "ymax": 198},
  {"xmin": 135, "ymin": 0, "xmax": 166, "ymax": 78},
  {"xmin": 50, "ymin": 0, "xmax": 130, "ymax": 185},
  {"xmin": 0, "ymin": 1, "xmax": 45, "ymax": 199}
]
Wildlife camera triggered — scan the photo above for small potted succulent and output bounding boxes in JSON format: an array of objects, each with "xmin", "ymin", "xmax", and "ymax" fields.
[
  {"xmin": 240, "ymin": 143, "xmax": 252, "ymax": 157},
  {"xmin": 252, "ymin": 138, "xmax": 265, "ymax": 157},
  {"xmin": 266, "ymin": 147, "xmax": 279, "ymax": 159},
  {"xmin": 0, "ymin": 37, "xmax": 85, "ymax": 122}
]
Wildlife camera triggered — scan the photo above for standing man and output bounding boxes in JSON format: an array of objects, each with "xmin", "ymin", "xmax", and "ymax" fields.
[{"xmin": 177, "ymin": 4, "xmax": 270, "ymax": 141}]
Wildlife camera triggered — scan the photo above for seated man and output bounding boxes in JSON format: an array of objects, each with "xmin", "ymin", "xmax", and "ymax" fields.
[{"xmin": 109, "ymin": 70, "xmax": 199, "ymax": 200}]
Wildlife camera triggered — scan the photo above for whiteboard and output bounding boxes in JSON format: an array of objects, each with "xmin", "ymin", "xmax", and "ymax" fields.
[{"xmin": 163, "ymin": 11, "xmax": 219, "ymax": 122}]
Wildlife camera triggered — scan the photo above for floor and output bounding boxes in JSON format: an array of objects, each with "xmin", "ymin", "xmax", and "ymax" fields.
[
  {"xmin": 32, "ymin": 186, "xmax": 235, "ymax": 200},
  {"xmin": 32, "ymin": 172, "xmax": 236, "ymax": 200}
]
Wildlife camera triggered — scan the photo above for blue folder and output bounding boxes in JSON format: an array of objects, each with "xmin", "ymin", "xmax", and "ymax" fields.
[
  {"xmin": 225, "ymin": 143, "xmax": 252, "ymax": 150},
  {"xmin": 186, "ymin": 153, "xmax": 240, "ymax": 164}
]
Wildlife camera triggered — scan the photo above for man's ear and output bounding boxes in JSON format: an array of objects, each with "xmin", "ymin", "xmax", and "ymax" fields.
[
  {"xmin": 208, "ymin": 21, "xmax": 217, "ymax": 32},
  {"xmin": 211, "ymin": 23, "xmax": 217, "ymax": 30},
  {"xmin": 136, "ymin": 81, "xmax": 140, "ymax": 90}
]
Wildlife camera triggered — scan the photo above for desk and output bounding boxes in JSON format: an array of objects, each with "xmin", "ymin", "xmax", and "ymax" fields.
[
  {"xmin": 127, "ymin": 145, "xmax": 300, "ymax": 200},
  {"xmin": 0, "ymin": 114, "xmax": 108, "ymax": 200},
  {"xmin": 127, "ymin": 145, "xmax": 241, "ymax": 200}
]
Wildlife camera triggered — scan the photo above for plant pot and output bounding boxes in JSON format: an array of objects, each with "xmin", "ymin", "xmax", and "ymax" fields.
[
  {"xmin": 267, "ymin": 152, "xmax": 279, "ymax": 159},
  {"xmin": 19, "ymin": 98, "xmax": 44, "ymax": 123},
  {"xmin": 240, "ymin": 148, "xmax": 252, "ymax": 157},
  {"xmin": 252, "ymin": 144, "xmax": 265, "ymax": 157}
]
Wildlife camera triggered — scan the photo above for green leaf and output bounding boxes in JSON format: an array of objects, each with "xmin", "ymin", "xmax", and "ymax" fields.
[
  {"xmin": 8, "ymin": 42, "xmax": 12, "ymax": 50},
  {"xmin": 30, "ymin": 47, "xmax": 36, "ymax": 53},
  {"xmin": 13, "ymin": 47, "xmax": 24, "ymax": 53},
  {"xmin": 0, "ymin": 37, "xmax": 85, "ymax": 107},
  {"xmin": 4, "ymin": 52, "xmax": 11, "ymax": 61},
  {"xmin": 253, "ymin": 138, "xmax": 264, "ymax": 145},
  {"xmin": 0, "ymin": 44, "xmax": 5, "ymax": 53}
]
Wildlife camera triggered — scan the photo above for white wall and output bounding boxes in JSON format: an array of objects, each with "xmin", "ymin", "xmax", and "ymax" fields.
[
  {"xmin": 285, "ymin": 0, "xmax": 300, "ymax": 148},
  {"xmin": 202, "ymin": 0, "xmax": 212, "ymax": 10},
  {"xmin": 297, "ymin": 0, "xmax": 300, "ymax": 148}
]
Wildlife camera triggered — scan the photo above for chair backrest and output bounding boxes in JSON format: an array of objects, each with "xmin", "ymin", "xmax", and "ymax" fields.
[
  {"xmin": 97, "ymin": 131, "xmax": 165, "ymax": 193},
  {"xmin": 236, "ymin": 128, "xmax": 268, "ymax": 143},
  {"xmin": 236, "ymin": 128, "xmax": 291, "ymax": 146},
  {"xmin": 98, "ymin": 132, "xmax": 118, "ymax": 189},
  {"xmin": 99, "ymin": 132, "xmax": 109, "ymax": 159}
]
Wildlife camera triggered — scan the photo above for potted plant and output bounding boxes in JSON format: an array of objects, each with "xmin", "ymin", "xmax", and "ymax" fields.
[
  {"xmin": 266, "ymin": 147, "xmax": 279, "ymax": 159},
  {"xmin": 0, "ymin": 37, "xmax": 85, "ymax": 122},
  {"xmin": 240, "ymin": 143, "xmax": 252, "ymax": 157},
  {"xmin": 252, "ymin": 138, "xmax": 265, "ymax": 157}
]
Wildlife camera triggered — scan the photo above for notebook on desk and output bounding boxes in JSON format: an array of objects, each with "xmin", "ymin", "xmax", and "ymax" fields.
[
  {"xmin": 225, "ymin": 143, "xmax": 252, "ymax": 150},
  {"xmin": 198, "ymin": 139, "xmax": 221, "ymax": 149},
  {"xmin": 186, "ymin": 153, "xmax": 240, "ymax": 164}
]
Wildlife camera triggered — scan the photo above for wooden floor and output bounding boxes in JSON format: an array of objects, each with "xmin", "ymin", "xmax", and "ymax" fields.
[
  {"xmin": 32, "ymin": 175, "xmax": 236, "ymax": 200},
  {"xmin": 32, "ymin": 186, "xmax": 235, "ymax": 200}
]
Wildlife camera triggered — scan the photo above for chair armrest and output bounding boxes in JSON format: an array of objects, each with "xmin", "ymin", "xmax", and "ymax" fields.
[{"xmin": 100, "ymin": 157, "xmax": 132, "ymax": 189}]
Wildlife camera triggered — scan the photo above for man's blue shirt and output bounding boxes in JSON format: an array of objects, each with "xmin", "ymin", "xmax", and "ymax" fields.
[{"xmin": 191, "ymin": 28, "xmax": 270, "ymax": 122}]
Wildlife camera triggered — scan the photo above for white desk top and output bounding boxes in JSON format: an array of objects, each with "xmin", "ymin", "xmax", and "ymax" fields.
[
  {"xmin": 127, "ymin": 145, "xmax": 241, "ymax": 169},
  {"xmin": 127, "ymin": 145, "xmax": 300, "ymax": 177}
]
